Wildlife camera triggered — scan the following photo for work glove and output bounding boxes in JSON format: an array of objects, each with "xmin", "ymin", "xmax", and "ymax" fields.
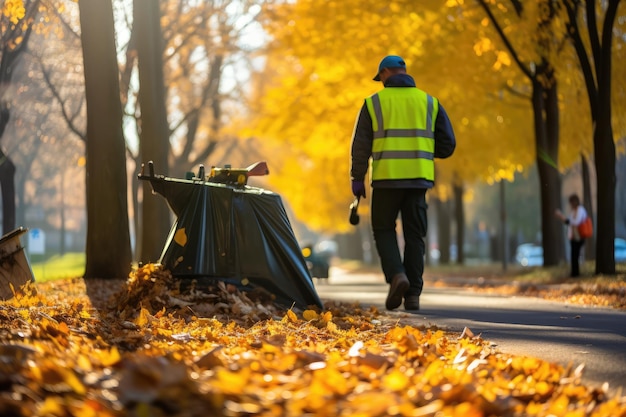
[{"xmin": 351, "ymin": 180, "xmax": 366, "ymax": 198}]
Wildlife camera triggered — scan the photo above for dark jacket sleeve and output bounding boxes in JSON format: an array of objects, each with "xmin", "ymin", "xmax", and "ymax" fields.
[
  {"xmin": 434, "ymin": 104, "xmax": 456, "ymax": 159},
  {"xmin": 350, "ymin": 103, "xmax": 373, "ymax": 181}
]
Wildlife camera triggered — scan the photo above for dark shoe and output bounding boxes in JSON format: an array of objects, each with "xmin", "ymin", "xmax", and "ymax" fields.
[
  {"xmin": 404, "ymin": 295, "xmax": 420, "ymax": 311},
  {"xmin": 386, "ymin": 273, "xmax": 409, "ymax": 310}
]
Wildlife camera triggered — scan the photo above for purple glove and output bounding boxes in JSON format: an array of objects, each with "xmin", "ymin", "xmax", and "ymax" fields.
[{"xmin": 351, "ymin": 180, "xmax": 366, "ymax": 198}]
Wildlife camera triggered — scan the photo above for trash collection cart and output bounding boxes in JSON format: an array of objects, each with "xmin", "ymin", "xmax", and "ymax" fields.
[
  {"xmin": 0, "ymin": 227, "xmax": 35, "ymax": 300},
  {"xmin": 138, "ymin": 161, "xmax": 322, "ymax": 309}
]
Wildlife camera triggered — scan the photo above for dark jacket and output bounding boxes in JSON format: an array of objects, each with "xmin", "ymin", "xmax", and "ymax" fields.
[{"xmin": 350, "ymin": 73, "xmax": 456, "ymax": 189}]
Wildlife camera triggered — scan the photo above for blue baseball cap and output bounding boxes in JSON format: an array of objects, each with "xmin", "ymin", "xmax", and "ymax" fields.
[{"xmin": 373, "ymin": 55, "xmax": 406, "ymax": 81}]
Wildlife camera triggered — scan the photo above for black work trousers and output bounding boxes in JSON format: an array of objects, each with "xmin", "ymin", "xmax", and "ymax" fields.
[
  {"xmin": 570, "ymin": 239, "xmax": 585, "ymax": 277},
  {"xmin": 371, "ymin": 187, "xmax": 428, "ymax": 297}
]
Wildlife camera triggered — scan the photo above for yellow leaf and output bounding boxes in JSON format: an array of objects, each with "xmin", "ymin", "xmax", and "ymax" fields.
[
  {"xmin": 322, "ymin": 311, "xmax": 333, "ymax": 323},
  {"xmin": 303, "ymin": 310, "xmax": 319, "ymax": 321},
  {"xmin": 548, "ymin": 394, "xmax": 570, "ymax": 414},
  {"xmin": 100, "ymin": 347, "xmax": 121, "ymax": 367},
  {"xmin": 326, "ymin": 320, "xmax": 338, "ymax": 333},
  {"xmin": 316, "ymin": 367, "xmax": 350, "ymax": 395},
  {"xmin": 135, "ymin": 307, "xmax": 151, "ymax": 327},
  {"xmin": 286, "ymin": 309, "xmax": 298, "ymax": 323},
  {"xmin": 39, "ymin": 396, "xmax": 65, "ymax": 415},
  {"xmin": 535, "ymin": 380, "xmax": 552, "ymax": 396},
  {"xmin": 61, "ymin": 368, "xmax": 86, "ymax": 395},
  {"xmin": 174, "ymin": 228, "xmax": 188, "ymax": 246},
  {"xmin": 383, "ymin": 369, "xmax": 410, "ymax": 391},
  {"xmin": 58, "ymin": 321, "xmax": 70, "ymax": 336},
  {"xmin": 157, "ymin": 328, "xmax": 172, "ymax": 338},
  {"xmin": 77, "ymin": 354, "xmax": 93, "ymax": 372},
  {"xmin": 214, "ymin": 368, "xmax": 252, "ymax": 395}
]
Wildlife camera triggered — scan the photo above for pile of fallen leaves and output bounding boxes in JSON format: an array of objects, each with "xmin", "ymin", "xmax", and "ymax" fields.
[
  {"xmin": 515, "ymin": 280, "xmax": 626, "ymax": 310},
  {"xmin": 450, "ymin": 278, "xmax": 626, "ymax": 310},
  {"xmin": 1, "ymin": 264, "xmax": 625, "ymax": 416}
]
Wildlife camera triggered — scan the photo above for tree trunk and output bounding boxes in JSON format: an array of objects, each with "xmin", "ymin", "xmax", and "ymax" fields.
[
  {"xmin": 617, "ymin": 157, "xmax": 626, "ymax": 232},
  {"xmin": 135, "ymin": 0, "xmax": 171, "ymax": 263},
  {"xmin": 1, "ymin": 95, "xmax": 15, "ymax": 236},
  {"xmin": 79, "ymin": 0, "xmax": 132, "ymax": 279},
  {"xmin": 60, "ymin": 171, "xmax": 66, "ymax": 255},
  {"xmin": 453, "ymin": 181, "xmax": 465, "ymax": 265},
  {"xmin": 476, "ymin": 0, "xmax": 566, "ymax": 268},
  {"xmin": 581, "ymin": 153, "xmax": 595, "ymax": 260},
  {"xmin": 0, "ymin": 149, "xmax": 16, "ymax": 234},
  {"xmin": 563, "ymin": 0, "xmax": 620, "ymax": 274},
  {"xmin": 500, "ymin": 179, "xmax": 508, "ymax": 270},
  {"xmin": 435, "ymin": 197, "xmax": 451, "ymax": 264},
  {"xmin": 532, "ymin": 75, "xmax": 563, "ymax": 267},
  {"xmin": 594, "ymin": 117, "xmax": 616, "ymax": 274},
  {"xmin": 131, "ymin": 165, "xmax": 141, "ymax": 259},
  {"xmin": 15, "ymin": 169, "xmax": 26, "ymax": 228},
  {"xmin": 544, "ymin": 69, "xmax": 565, "ymax": 264},
  {"xmin": 592, "ymin": 0, "xmax": 618, "ymax": 275}
]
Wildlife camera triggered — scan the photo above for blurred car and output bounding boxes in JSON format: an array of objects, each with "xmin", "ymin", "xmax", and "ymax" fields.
[
  {"xmin": 515, "ymin": 243, "xmax": 544, "ymax": 267},
  {"xmin": 615, "ymin": 238, "xmax": 626, "ymax": 263},
  {"xmin": 515, "ymin": 238, "xmax": 626, "ymax": 266},
  {"xmin": 315, "ymin": 240, "xmax": 338, "ymax": 258},
  {"xmin": 302, "ymin": 245, "xmax": 330, "ymax": 278}
]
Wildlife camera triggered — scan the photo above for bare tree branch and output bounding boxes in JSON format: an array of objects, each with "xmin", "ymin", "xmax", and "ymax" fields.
[
  {"xmin": 42, "ymin": 0, "xmax": 81, "ymax": 41},
  {"xmin": 37, "ymin": 56, "xmax": 86, "ymax": 141}
]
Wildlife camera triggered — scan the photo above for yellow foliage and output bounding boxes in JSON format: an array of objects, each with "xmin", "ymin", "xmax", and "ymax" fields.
[
  {"xmin": 493, "ymin": 50, "xmax": 512, "ymax": 69},
  {"xmin": 2, "ymin": 0, "xmax": 25, "ymax": 24},
  {"xmin": 236, "ymin": 0, "xmax": 626, "ymax": 235},
  {"xmin": 246, "ymin": 0, "xmax": 552, "ymax": 231}
]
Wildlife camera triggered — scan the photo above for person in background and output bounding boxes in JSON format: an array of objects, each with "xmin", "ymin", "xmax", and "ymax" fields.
[
  {"xmin": 350, "ymin": 55, "xmax": 456, "ymax": 311},
  {"xmin": 555, "ymin": 194, "xmax": 588, "ymax": 277}
]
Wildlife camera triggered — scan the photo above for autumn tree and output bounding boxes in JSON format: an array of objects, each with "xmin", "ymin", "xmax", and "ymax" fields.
[
  {"xmin": 134, "ymin": 0, "xmax": 170, "ymax": 262},
  {"xmin": 2, "ymin": 1, "xmax": 88, "ymax": 252},
  {"xmin": 464, "ymin": 1, "xmax": 626, "ymax": 272},
  {"xmin": 453, "ymin": 178, "xmax": 465, "ymax": 264},
  {"xmin": 8, "ymin": 45, "xmax": 85, "ymax": 245},
  {"xmin": 78, "ymin": 0, "xmax": 131, "ymax": 278},
  {"xmin": 251, "ymin": 0, "xmax": 538, "ymax": 241},
  {"xmin": 0, "ymin": 0, "xmax": 41, "ymax": 234},
  {"xmin": 113, "ymin": 1, "xmax": 270, "ymax": 261},
  {"xmin": 33, "ymin": 4, "xmax": 87, "ymax": 255},
  {"xmin": 562, "ymin": 0, "xmax": 624, "ymax": 274},
  {"xmin": 0, "ymin": 0, "xmax": 91, "ymax": 261},
  {"xmin": 252, "ymin": 1, "xmax": 445, "ymax": 232},
  {"xmin": 465, "ymin": 0, "xmax": 568, "ymax": 267},
  {"xmin": 421, "ymin": 8, "xmax": 537, "ymax": 265},
  {"xmin": 161, "ymin": 0, "xmax": 267, "ymax": 176}
]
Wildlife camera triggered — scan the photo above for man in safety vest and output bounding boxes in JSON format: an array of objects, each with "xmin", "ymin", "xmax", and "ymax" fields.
[{"xmin": 350, "ymin": 55, "xmax": 456, "ymax": 311}]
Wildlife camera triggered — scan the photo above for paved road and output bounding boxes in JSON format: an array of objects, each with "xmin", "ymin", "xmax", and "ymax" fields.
[{"xmin": 314, "ymin": 269, "xmax": 626, "ymax": 393}]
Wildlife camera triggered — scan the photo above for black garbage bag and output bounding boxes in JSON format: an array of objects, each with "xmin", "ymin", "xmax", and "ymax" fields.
[{"xmin": 139, "ymin": 167, "xmax": 322, "ymax": 310}]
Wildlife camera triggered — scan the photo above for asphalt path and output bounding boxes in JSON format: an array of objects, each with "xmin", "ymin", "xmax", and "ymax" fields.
[{"xmin": 314, "ymin": 268, "xmax": 626, "ymax": 394}]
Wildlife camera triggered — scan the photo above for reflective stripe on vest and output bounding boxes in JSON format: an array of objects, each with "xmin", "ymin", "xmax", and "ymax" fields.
[{"xmin": 365, "ymin": 88, "xmax": 438, "ymax": 181}]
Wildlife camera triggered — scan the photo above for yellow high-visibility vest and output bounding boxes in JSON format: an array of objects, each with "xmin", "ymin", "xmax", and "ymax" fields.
[{"xmin": 365, "ymin": 87, "xmax": 438, "ymax": 181}]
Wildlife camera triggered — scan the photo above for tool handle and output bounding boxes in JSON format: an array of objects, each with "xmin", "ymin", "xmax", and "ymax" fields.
[{"xmin": 349, "ymin": 196, "xmax": 361, "ymax": 225}]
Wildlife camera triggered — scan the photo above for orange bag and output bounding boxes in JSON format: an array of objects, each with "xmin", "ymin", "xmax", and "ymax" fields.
[{"xmin": 578, "ymin": 217, "xmax": 593, "ymax": 239}]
